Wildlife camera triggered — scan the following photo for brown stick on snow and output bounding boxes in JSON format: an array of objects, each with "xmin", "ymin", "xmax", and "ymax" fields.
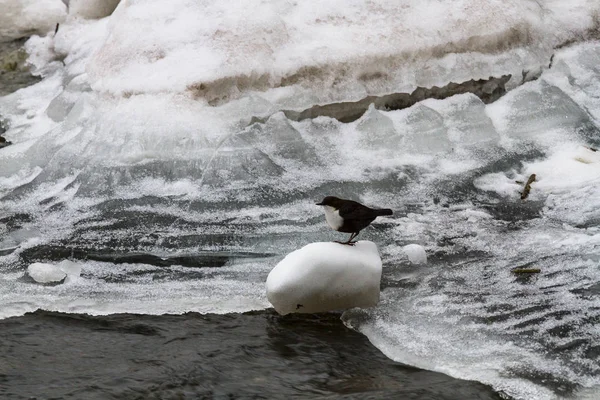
[{"xmin": 520, "ymin": 174, "xmax": 536, "ymax": 200}]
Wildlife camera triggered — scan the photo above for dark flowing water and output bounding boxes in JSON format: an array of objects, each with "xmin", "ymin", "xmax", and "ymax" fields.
[{"xmin": 0, "ymin": 310, "xmax": 503, "ymax": 400}]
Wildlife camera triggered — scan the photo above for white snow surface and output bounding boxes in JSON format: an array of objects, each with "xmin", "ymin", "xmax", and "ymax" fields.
[{"xmin": 266, "ymin": 241, "xmax": 382, "ymax": 315}]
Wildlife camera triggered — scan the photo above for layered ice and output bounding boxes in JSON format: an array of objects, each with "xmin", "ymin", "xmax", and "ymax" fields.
[
  {"xmin": 266, "ymin": 241, "xmax": 382, "ymax": 315},
  {"xmin": 2, "ymin": 258, "xmax": 272, "ymax": 319},
  {"xmin": 1, "ymin": 2, "xmax": 600, "ymax": 399}
]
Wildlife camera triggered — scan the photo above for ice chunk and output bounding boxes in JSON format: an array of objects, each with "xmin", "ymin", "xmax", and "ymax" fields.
[
  {"xmin": 543, "ymin": 42, "xmax": 600, "ymax": 144},
  {"xmin": 45, "ymin": 88, "xmax": 81, "ymax": 122},
  {"xmin": 423, "ymin": 94, "xmax": 499, "ymax": 146},
  {"xmin": 204, "ymin": 113, "xmax": 321, "ymax": 184},
  {"xmin": 403, "ymin": 244, "xmax": 428, "ymax": 265},
  {"xmin": 57, "ymin": 260, "xmax": 82, "ymax": 281},
  {"xmin": 356, "ymin": 104, "xmax": 400, "ymax": 147},
  {"xmin": 266, "ymin": 241, "xmax": 382, "ymax": 315},
  {"xmin": 389, "ymin": 104, "xmax": 451, "ymax": 154},
  {"xmin": 28, "ymin": 263, "xmax": 67, "ymax": 283},
  {"xmin": 244, "ymin": 112, "xmax": 320, "ymax": 165},
  {"xmin": 203, "ymin": 135, "xmax": 284, "ymax": 185},
  {"xmin": 27, "ymin": 260, "xmax": 82, "ymax": 284},
  {"xmin": 69, "ymin": 0, "xmax": 120, "ymax": 19},
  {"xmin": 487, "ymin": 80, "xmax": 593, "ymax": 141}
]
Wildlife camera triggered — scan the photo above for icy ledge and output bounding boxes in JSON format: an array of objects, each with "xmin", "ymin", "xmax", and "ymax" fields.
[{"xmin": 266, "ymin": 241, "xmax": 382, "ymax": 315}]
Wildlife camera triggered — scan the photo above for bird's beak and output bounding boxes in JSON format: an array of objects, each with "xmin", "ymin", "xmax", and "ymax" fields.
[{"xmin": 316, "ymin": 202, "xmax": 324, "ymax": 206}]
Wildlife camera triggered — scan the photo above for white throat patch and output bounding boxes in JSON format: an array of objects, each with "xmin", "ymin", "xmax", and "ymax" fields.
[{"xmin": 323, "ymin": 205, "xmax": 344, "ymax": 230}]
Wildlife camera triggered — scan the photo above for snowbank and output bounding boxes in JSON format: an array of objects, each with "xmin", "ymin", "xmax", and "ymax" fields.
[
  {"xmin": 87, "ymin": 0, "xmax": 600, "ymax": 107},
  {"xmin": 266, "ymin": 241, "xmax": 382, "ymax": 315}
]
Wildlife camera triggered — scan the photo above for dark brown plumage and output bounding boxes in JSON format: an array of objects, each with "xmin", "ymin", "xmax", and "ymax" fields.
[{"xmin": 316, "ymin": 196, "xmax": 392, "ymax": 245}]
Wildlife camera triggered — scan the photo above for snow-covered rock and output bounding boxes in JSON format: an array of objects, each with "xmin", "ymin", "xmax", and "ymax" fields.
[
  {"xmin": 27, "ymin": 260, "xmax": 82, "ymax": 283},
  {"xmin": 403, "ymin": 244, "xmax": 427, "ymax": 265},
  {"xmin": 266, "ymin": 241, "xmax": 382, "ymax": 315}
]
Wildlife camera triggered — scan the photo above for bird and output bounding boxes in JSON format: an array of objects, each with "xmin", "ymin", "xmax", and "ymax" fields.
[{"xmin": 316, "ymin": 196, "xmax": 393, "ymax": 245}]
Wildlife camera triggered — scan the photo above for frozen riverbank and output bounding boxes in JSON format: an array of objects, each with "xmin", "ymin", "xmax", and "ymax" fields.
[{"xmin": 1, "ymin": 1, "xmax": 600, "ymax": 399}]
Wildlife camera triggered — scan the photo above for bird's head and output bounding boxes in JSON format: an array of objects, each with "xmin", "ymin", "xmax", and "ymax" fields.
[{"xmin": 316, "ymin": 196, "xmax": 344, "ymax": 209}]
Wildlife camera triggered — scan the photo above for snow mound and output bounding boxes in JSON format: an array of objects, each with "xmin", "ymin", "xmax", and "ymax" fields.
[{"xmin": 266, "ymin": 241, "xmax": 382, "ymax": 315}]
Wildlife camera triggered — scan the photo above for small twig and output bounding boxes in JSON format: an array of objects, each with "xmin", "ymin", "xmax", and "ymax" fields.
[
  {"xmin": 520, "ymin": 174, "xmax": 536, "ymax": 200},
  {"xmin": 55, "ymin": 23, "xmax": 60, "ymax": 35}
]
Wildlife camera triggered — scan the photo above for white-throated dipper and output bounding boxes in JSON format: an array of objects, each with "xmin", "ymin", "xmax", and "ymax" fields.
[{"xmin": 316, "ymin": 196, "xmax": 393, "ymax": 245}]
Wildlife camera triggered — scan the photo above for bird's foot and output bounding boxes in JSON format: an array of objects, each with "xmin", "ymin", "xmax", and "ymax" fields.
[{"xmin": 334, "ymin": 240, "xmax": 356, "ymax": 246}]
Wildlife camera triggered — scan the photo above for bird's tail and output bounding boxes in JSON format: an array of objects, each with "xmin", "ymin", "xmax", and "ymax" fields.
[{"xmin": 374, "ymin": 208, "xmax": 393, "ymax": 216}]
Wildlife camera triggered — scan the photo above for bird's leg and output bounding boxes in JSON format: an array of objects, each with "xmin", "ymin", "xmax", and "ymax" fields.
[
  {"xmin": 344, "ymin": 232, "xmax": 358, "ymax": 246},
  {"xmin": 348, "ymin": 232, "xmax": 360, "ymax": 246},
  {"xmin": 334, "ymin": 232, "xmax": 359, "ymax": 246},
  {"xmin": 334, "ymin": 233, "xmax": 354, "ymax": 246}
]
